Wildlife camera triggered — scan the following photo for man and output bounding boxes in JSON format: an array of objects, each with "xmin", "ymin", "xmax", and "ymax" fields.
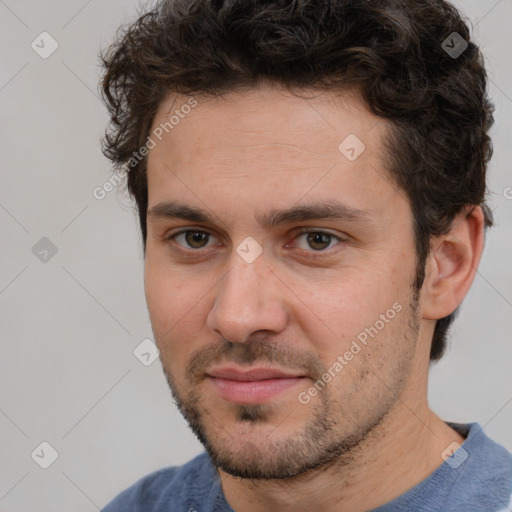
[{"xmin": 99, "ymin": 0, "xmax": 512, "ymax": 510}]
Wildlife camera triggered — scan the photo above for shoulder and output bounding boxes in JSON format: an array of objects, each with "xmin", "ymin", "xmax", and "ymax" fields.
[
  {"xmin": 444, "ymin": 422, "xmax": 512, "ymax": 511},
  {"xmin": 102, "ymin": 452, "xmax": 220, "ymax": 512}
]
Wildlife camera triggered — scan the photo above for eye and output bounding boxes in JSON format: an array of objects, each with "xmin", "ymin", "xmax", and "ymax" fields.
[
  {"xmin": 167, "ymin": 229, "xmax": 217, "ymax": 250},
  {"xmin": 166, "ymin": 228, "xmax": 345, "ymax": 255},
  {"xmin": 291, "ymin": 229, "xmax": 344, "ymax": 253}
]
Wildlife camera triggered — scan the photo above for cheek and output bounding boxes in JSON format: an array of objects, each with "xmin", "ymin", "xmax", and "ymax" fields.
[
  {"xmin": 144, "ymin": 249, "xmax": 222, "ymax": 337},
  {"xmin": 296, "ymin": 267, "xmax": 410, "ymax": 357},
  {"xmin": 144, "ymin": 262, "xmax": 202, "ymax": 380},
  {"xmin": 144, "ymin": 254, "xmax": 194, "ymax": 338}
]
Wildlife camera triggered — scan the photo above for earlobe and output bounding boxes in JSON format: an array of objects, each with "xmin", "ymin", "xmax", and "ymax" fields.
[{"xmin": 422, "ymin": 206, "xmax": 485, "ymax": 321}]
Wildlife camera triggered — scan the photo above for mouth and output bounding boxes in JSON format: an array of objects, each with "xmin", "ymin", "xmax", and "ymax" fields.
[{"xmin": 206, "ymin": 366, "xmax": 307, "ymax": 405}]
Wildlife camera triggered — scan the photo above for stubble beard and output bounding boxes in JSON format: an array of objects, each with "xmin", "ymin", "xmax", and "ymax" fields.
[{"xmin": 160, "ymin": 296, "xmax": 420, "ymax": 480}]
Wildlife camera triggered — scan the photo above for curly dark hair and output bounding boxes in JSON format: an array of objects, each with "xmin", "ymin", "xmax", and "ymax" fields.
[{"xmin": 99, "ymin": 0, "xmax": 494, "ymax": 362}]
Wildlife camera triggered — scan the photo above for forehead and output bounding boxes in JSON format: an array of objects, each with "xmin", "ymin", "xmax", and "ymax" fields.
[
  {"xmin": 145, "ymin": 84, "xmax": 406, "ymax": 226},
  {"xmin": 151, "ymin": 85, "xmax": 385, "ymax": 159}
]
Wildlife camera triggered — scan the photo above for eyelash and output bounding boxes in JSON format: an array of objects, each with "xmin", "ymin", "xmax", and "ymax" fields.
[{"xmin": 165, "ymin": 228, "xmax": 345, "ymax": 257}]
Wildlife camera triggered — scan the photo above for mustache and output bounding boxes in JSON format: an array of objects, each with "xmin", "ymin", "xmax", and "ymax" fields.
[{"xmin": 186, "ymin": 339, "xmax": 326, "ymax": 384}]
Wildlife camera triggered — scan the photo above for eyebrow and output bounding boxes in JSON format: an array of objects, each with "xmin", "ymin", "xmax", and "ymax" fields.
[{"xmin": 147, "ymin": 200, "xmax": 374, "ymax": 229}]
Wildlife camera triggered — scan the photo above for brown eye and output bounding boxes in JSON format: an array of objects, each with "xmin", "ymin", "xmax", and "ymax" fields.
[
  {"xmin": 305, "ymin": 232, "xmax": 332, "ymax": 251},
  {"xmin": 184, "ymin": 231, "xmax": 209, "ymax": 248},
  {"xmin": 293, "ymin": 230, "xmax": 342, "ymax": 252},
  {"xmin": 170, "ymin": 230, "xmax": 213, "ymax": 249}
]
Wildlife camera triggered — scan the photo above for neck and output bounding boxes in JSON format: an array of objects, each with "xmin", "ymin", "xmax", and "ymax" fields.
[{"xmin": 218, "ymin": 397, "xmax": 465, "ymax": 512}]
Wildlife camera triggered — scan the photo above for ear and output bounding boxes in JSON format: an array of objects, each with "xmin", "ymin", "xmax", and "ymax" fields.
[{"xmin": 422, "ymin": 206, "xmax": 485, "ymax": 321}]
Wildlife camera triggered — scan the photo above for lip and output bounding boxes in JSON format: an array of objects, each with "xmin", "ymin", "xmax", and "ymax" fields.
[
  {"xmin": 207, "ymin": 366, "xmax": 304, "ymax": 381},
  {"xmin": 206, "ymin": 366, "xmax": 307, "ymax": 404}
]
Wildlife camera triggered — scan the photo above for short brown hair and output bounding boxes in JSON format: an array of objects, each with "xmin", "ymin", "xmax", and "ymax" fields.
[{"xmin": 100, "ymin": 0, "xmax": 494, "ymax": 362}]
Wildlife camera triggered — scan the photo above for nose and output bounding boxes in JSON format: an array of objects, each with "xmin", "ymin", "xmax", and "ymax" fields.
[{"xmin": 206, "ymin": 250, "xmax": 289, "ymax": 343}]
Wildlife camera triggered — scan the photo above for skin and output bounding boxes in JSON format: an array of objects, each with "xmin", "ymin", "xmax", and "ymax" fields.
[{"xmin": 144, "ymin": 83, "xmax": 484, "ymax": 512}]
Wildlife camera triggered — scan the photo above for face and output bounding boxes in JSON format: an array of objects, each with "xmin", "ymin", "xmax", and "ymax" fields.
[{"xmin": 144, "ymin": 85, "xmax": 422, "ymax": 479}]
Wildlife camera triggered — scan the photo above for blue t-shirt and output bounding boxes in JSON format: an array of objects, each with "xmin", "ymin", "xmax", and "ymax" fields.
[{"xmin": 102, "ymin": 422, "xmax": 512, "ymax": 511}]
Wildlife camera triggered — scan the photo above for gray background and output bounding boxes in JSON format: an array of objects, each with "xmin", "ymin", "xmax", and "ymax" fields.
[{"xmin": 0, "ymin": 1, "xmax": 511, "ymax": 510}]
